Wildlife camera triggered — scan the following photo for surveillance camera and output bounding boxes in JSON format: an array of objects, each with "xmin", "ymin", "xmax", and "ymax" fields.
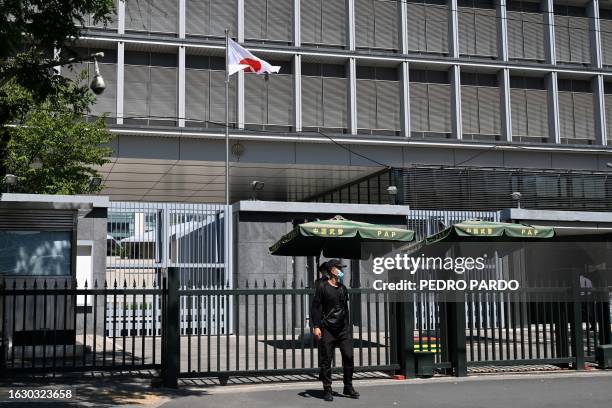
[
  {"xmin": 387, "ymin": 186, "xmax": 398, "ymax": 195},
  {"xmin": 251, "ymin": 180, "xmax": 265, "ymax": 190},
  {"xmin": 511, "ymin": 191, "xmax": 522, "ymax": 200},
  {"xmin": 90, "ymin": 74, "xmax": 106, "ymax": 95}
]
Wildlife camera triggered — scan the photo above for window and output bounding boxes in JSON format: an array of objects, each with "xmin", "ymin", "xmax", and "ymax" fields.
[
  {"xmin": 185, "ymin": 55, "xmax": 236, "ymax": 128},
  {"xmin": 458, "ymin": 0, "xmax": 497, "ymax": 58},
  {"xmin": 356, "ymin": 66, "xmax": 401, "ymax": 134},
  {"xmin": 409, "ymin": 69, "xmax": 452, "ymax": 138},
  {"xmin": 186, "ymin": 0, "xmax": 236, "ymax": 38},
  {"xmin": 245, "ymin": 0, "xmax": 292, "ymax": 43},
  {"xmin": 62, "ymin": 47, "xmax": 117, "ymax": 124},
  {"xmin": 406, "ymin": 0, "xmax": 449, "ymax": 55},
  {"xmin": 506, "ymin": 1, "xmax": 545, "ymax": 61},
  {"xmin": 301, "ymin": 0, "xmax": 346, "ymax": 47},
  {"xmin": 302, "ymin": 64, "xmax": 347, "ymax": 132},
  {"xmin": 0, "ymin": 231, "xmax": 72, "ymax": 276},
  {"xmin": 558, "ymin": 79, "xmax": 595, "ymax": 144},
  {"xmin": 554, "ymin": 6, "xmax": 590, "ymax": 65},
  {"xmin": 355, "ymin": 0, "xmax": 399, "ymax": 50},
  {"xmin": 461, "ymin": 73, "xmax": 501, "ymax": 140},
  {"xmin": 124, "ymin": 51, "xmax": 178, "ymax": 126},
  {"xmin": 125, "ymin": 0, "xmax": 178, "ymax": 34},
  {"xmin": 245, "ymin": 60, "xmax": 293, "ymax": 130},
  {"xmin": 510, "ymin": 76, "xmax": 548, "ymax": 143}
]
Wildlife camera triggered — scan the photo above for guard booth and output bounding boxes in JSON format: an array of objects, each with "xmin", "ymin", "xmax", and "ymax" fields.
[{"xmin": 0, "ymin": 194, "xmax": 108, "ymax": 366}]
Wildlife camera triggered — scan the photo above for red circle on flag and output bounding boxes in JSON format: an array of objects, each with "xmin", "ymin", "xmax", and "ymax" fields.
[{"xmin": 239, "ymin": 58, "xmax": 262, "ymax": 73}]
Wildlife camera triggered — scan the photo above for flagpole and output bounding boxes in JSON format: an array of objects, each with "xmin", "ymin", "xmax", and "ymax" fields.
[{"xmin": 224, "ymin": 29, "xmax": 230, "ymax": 287}]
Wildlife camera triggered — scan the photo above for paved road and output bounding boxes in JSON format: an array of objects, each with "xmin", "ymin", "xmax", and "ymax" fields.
[{"xmin": 159, "ymin": 372, "xmax": 612, "ymax": 408}]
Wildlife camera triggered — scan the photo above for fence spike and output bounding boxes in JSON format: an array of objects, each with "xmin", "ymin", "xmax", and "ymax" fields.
[
  {"xmin": 254, "ymin": 280, "xmax": 258, "ymax": 289},
  {"xmin": 245, "ymin": 280, "xmax": 249, "ymax": 288},
  {"xmin": 113, "ymin": 280, "xmax": 117, "ymax": 289},
  {"xmin": 123, "ymin": 279, "xmax": 127, "ymax": 289},
  {"xmin": 300, "ymin": 280, "xmax": 304, "ymax": 288},
  {"xmin": 273, "ymin": 280, "xmax": 277, "ymax": 288},
  {"xmin": 13, "ymin": 280, "xmax": 17, "ymax": 289},
  {"xmin": 33, "ymin": 280, "xmax": 37, "ymax": 289},
  {"xmin": 225, "ymin": 279, "xmax": 230, "ymax": 288},
  {"xmin": 282, "ymin": 280, "xmax": 286, "ymax": 288},
  {"xmin": 104, "ymin": 280, "xmax": 108, "ymax": 289},
  {"xmin": 22, "ymin": 280, "xmax": 27, "ymax": 289},
  {"xmin": 43, "ymin": 280, "xmax": 48, "ymax": 289},
  {"xmin": 94, "ymin": 279, "xmax": 98, "ymax": 289},
  {"xmin": 85, "ymin": 280, "xmax": 88, "ymax": 289},
  {"xmin": 53, "ymin": 280, "xmax": 58, "ymax": 289},
  {"xmin": 133, "ymin": 279, "xmax": 137, "ymax": 288},
  {"xmin": 263, "ymin": 280, "xmax": 267, "ymax": 288}
]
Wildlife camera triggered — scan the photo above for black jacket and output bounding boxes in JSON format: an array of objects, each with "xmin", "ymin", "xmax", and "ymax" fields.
[{"xmin": 310, "ymin": 279, "xmax": 349, "ymax": 333}]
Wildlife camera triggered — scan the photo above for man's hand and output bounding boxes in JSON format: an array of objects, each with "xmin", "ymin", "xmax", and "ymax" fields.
[{"xmin": 313, "ymin": 327, "xmax": 322, "ymax": 341}]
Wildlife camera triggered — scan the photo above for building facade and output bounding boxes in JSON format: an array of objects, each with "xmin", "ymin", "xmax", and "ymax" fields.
[{"xmin": 69, "ymin": 0, "xmax": 612, "ymax": 208}]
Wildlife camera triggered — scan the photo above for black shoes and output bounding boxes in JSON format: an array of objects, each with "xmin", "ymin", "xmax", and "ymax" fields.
[
  {"xmin": 323, "ymin": 387, "xmax": 333, "ymax": 402},
  {"xmin": 343, "ymin": 385, "xmax": 360, "ymax": 399}
]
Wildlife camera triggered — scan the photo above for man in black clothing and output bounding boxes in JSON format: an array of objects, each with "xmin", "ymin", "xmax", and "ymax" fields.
[{"xmin": 311, "ymin": 259, "xmax": 359, "ymax": 401}]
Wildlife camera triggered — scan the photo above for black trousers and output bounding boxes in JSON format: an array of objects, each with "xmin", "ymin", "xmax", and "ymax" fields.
[{"xmin": 318, "ymin": 327, "xmax": 354, "ymax": 388}]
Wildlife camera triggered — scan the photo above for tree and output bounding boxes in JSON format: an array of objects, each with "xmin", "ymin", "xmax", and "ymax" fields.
[
  {"xmin": 3, "ymin": 77, "xmax": 112, "ymax": 194},
  {"xmin": 0, "ymin": 0, "xmax": 115, "ymax": 179}
]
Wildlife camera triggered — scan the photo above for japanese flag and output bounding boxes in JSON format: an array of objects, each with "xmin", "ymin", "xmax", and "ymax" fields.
[{"xmin": 228, "ymin": 38, "xmax": 281, "ymax": 76}]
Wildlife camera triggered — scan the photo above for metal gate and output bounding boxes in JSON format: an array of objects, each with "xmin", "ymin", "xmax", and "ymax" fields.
[{"xmin": 106, "ymin": 202, "xmax": 230, "ymax": 336}]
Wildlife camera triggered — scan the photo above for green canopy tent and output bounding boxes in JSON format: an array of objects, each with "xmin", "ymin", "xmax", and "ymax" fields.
[
  {"xmin": 269, "ymin": 215, "xmax": 415, "ymax": 259},
  {"xmin": 398, "ymin": 219, "xmax": 612, "ymax": 287},
  {"xmin": 399, "ymin": 219, "xmax": 555, "ymax": 258}
]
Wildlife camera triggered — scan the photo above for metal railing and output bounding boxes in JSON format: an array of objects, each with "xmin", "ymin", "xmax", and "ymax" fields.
[
  {"xmin": 177, "ymin": 279, "xmax": 398, "ymax": 379},
  {"xmin": 0, "ymin": 278, "xmax": 165, "ymax": 375}
]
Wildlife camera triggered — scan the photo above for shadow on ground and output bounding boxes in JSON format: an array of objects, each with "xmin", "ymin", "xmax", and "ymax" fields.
[{"xmin": 0, "ymin": 372, "xmax": 207, "ymax": 407}]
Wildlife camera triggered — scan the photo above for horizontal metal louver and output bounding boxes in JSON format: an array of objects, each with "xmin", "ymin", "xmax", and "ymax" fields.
[
  {"xmin": 525, "ymin": 90, "xmax": 548, "ymax": 137},
  {"xmin": 357, "ymin": 79, "xmax": 376, "ymax": 130},
  {"xmin": 322, "ymin": 77, "xmax": 347, "ymax": 128},
  {"xmin": 125, "ymin": 0, "xmax": 178, "ymax": 33},
  {"xmin": 461, "ymin": 86, "xmax": 500, "ymax": 135},
  {"xmin": 356, "ymin": 0, "xmax": 398, "ymax": 50},
  {"xmin": 409, "ymin": 82, "xmax": 428, "ymax": 131},
  {"xmin": 606, "ymin": 95, "xmax": 612, "ymax": 142},
  {"xmin": 185, "ymin": 69, "xmax": 210, "ymax": 123},
  {"xmin": 123, "ymin": 65, "xmax": 149, "ymax": 118},
  {"xmin": 149, "ymin": 66, "xmax": 177, "ymax": 121},
  {"xmin": 301, "ymin": 0, "xmax": 345, "ymax": 46},
  {"xmin": 600, "ymin": 19, "xmax": 612, "ymax": 66},
  {"xmin": 245, "ymin": 0, "xmax": 292, "ymax": 42},
  {"xmin": 558, "ymin": 91, "xmax": 595, "ymax": 141},
  {"xmin": 402, "ymin": 168, "xmax": 612, "ymax": 212},
  {"xmin": 266, "ymin": 74, "xmax": 293, "ymax": 125},
  {"xmin": 0, "ymin": 210, "xmax": 75, "ymax": 231},
  {"xmin": 357, "ymin": 79, "xmax": 400, "ymax": 131},
  {"xmin": 458, "ymin": 7, "xmax": 497, "ymax": 57},
  {"xmin": 555, "ymin": 15, "xmax": 590, "ymax": 64},
  {"xmin": 186, "ymin": 0, "xmax": 236, "ymax": 37},
  {"xmin": 409, "ymin": 82, "xmax": 451, "ymax": 134},
  {"xmin": 301, "ymin": 76, "xmax": 323, "ymax": 126},
  {"xmin": 507, "ymin": 11, "xmax": 545, "ymax": 61}
]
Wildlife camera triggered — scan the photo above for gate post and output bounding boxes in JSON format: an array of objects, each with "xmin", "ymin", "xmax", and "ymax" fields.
[
  {"xmin": 570, "ymin": 300, "xmax": 585, "ymax": 370},
  {"xmin": 446, "ymin": 300, "xmax": 467, "ymax": 377},
  {"xmin": 391, "ymin": 295, "xmax": 415, "ymax": 378},
  {"xmin": 162, "ymin": 267, "xmax": 180, "ymax": 387}
]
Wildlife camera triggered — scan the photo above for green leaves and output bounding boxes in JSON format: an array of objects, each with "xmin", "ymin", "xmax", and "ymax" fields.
[{"xmin": 4, "ymin": 79, "xmax": 112, "ymax": 194}]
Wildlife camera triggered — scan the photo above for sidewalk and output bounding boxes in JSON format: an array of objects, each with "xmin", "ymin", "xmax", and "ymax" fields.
[{"xmin": 1, "ymin": 370, "xmax": 611, "ymax": 407}]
